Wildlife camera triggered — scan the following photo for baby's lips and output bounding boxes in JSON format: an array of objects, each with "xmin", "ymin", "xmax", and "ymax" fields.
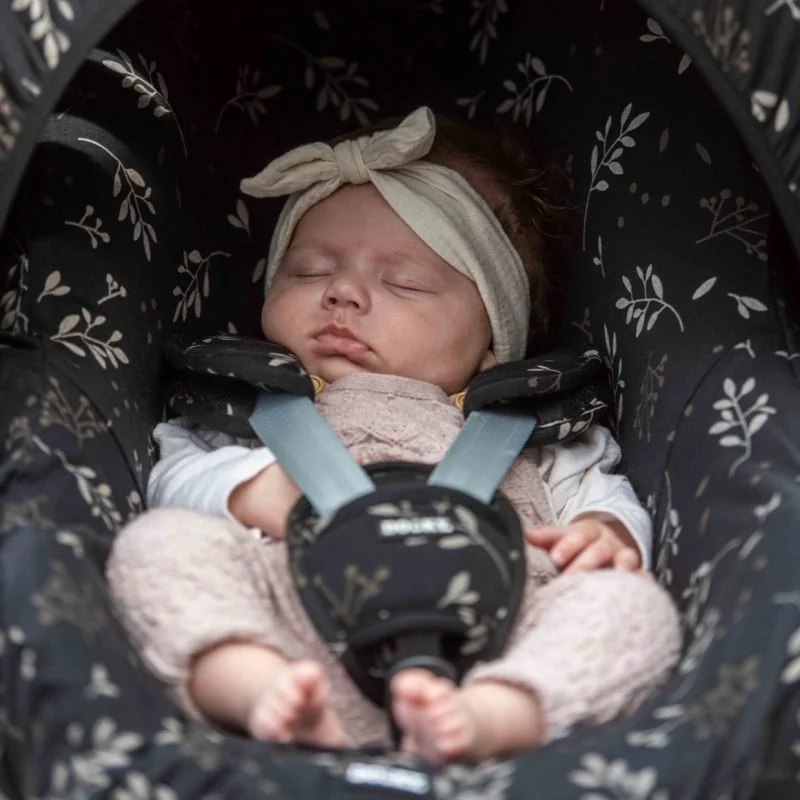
[{"xmin": 315, "ymin": 332, "xmax": 370, "ymax": 357}]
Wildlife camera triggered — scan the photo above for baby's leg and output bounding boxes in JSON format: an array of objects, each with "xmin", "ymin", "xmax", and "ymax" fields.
[
  {"xmin": 191, "ymin": 642, "xmax": 346, "ymax": 747},
  {"xmin": 464, "ymin": 570, "xmax": 682, "ymax": 743},
  {"xmin": 107, "ymin": 508, "xmax": 346, "ymax": 746},
  {"xmin": 391, "ymin": 669, "xmax": 544, "ymax": 764},
  {"xmin": 392, "ymin": 571, "xmax": 680, "ymax": 763}
]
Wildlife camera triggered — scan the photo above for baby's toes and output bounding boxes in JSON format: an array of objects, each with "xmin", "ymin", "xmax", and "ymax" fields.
[
  {"xmin": 390, "ymin": 668, "xmax": 434, "ymax": 706},
  {"xmin": 250, "ymin": 674, "xmax": 302, "ymax": 741},
  {"xmin": 399, "ymin": 732, "xmax": 423, "ymax": 759},
  {"xmin": 249, "ymin": 695, "xmax": 289, "ymax": 741},
  {"xmin": 433, "ymin": 715, "xmax": 474, "ymax": 761}
]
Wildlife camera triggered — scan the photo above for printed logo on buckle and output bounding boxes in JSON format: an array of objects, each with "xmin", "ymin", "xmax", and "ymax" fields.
[{"xmin": 379, "ymin": 517, "xmax": 456, "ymax": 537}]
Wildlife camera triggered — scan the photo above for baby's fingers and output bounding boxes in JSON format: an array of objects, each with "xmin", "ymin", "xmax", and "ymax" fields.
[
  {"xmin": 563, "ymin": 538, "xmax": 615, "ymax": 573},
  {"xmin": 613, "ymin": 548, "xmax": 641, "ymax": 571},
  {"xmin": 551, "ymin": 528, "xmax": 598, "ymax": 568},
  {"xmin": 526, "ymin": 526, "xmax": 567, "ymax": 548}
]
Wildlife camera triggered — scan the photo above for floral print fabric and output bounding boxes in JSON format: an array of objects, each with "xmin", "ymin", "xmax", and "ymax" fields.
[{"xmin": 0, "ymin": 0, "xmax": 799, "ymax": 797}]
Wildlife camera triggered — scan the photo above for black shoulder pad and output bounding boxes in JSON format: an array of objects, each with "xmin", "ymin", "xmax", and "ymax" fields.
[
  {"xmin": 164, "ymin": 334, "xmax": 314, "ymax": 397},
  {"xmin": 464, "ymin": 349, "xmax": 604, "ymax": 410},
  {"xmin": 163, "ymin": 335, "xmax": 315, "ymax": 437},
  {"xmin": 463, "ymin": 349, "xmax": 613, "ymax": 447}
]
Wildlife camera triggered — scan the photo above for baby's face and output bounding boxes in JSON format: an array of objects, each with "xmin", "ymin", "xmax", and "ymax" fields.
[{"xmin": 262, "ymin": 184, "xmax": 494, "ymax": 394}]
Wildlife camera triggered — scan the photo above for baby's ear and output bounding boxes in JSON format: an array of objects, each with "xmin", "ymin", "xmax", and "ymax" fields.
[{"xmin": 478, "ymin": 350, "xmax": 498, "ymax": 372}]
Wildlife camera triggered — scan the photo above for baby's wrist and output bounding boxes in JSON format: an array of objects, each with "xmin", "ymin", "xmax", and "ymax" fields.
[
  {"xmin": 571, "ymin": 512, "xmax": 634, "ymax": 541},
  {"xmin": 600, "ymin": 517, "xmax": 637, "ymax": 549},
  {"xmin": 228, "ymin": 465, "xmax": 276, "ymax": 528}
]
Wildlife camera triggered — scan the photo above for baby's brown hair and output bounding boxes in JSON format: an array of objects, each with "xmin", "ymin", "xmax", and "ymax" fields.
[{"xmin": 330, "ymin": 112, "xmax": 570, "ymax": 353}]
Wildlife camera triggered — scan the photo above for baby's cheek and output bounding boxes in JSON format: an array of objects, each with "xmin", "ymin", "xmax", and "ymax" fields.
[
  {"xmin": 262, "ymin": 296, "xmax": 298, "ymax": 344},
  {"xmin": 261, "ymin": 299, "xmax": 278, "ymax": 339}
]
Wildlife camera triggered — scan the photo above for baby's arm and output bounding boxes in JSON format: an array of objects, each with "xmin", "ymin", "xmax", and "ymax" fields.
[
  {"xmin": 148, "ymin": 418, "xmax": 299, "ymax": 537},
  {"xmin": 228, "ymin": 463, "xmax": 301, "ymax": 538},
  {"xmin": 527, "ymin": 425, "xmax": 652, "ymax": 572}
]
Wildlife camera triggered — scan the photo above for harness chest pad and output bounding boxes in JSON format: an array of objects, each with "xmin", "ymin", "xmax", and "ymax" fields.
[{"xmin": 286, "ymin": 462, "xmax": 527, "ymax": 707}]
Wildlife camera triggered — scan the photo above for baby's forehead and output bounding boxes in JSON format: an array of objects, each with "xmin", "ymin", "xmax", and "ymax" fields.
[{"xmin": 285, "ymin": 185, "xmax": 455, "ymax": 265}]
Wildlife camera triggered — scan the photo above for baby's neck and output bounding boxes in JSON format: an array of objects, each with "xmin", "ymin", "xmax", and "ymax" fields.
[{"xmin": 313, "ymin": 371, "xmax": 457, "ymax": 402}]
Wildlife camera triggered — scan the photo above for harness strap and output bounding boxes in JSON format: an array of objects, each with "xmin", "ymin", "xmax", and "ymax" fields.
[
  {"xmin": 427, "ymin": 409, "xmax": 538, "ymax": 504},
  {"xmin": 249, "ymin": 392, "xmax": 537, "ymax": 516},
  {"xmin": 249, "ymin": 392, "xmax": 375, "ymax": 517}
]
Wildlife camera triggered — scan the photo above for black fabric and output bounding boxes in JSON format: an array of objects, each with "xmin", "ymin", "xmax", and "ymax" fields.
[
  {"xmin": 0, "ymin": 0, "xmax": 799, "ymax": 797},
  {"xmin": 165, "ymin": 334, "xmax": 612, "ymax": 447},
  {"xmin": 163, "ymin": 336, "xmax": 315, "ymax": 437},
  {"xmin": 0, "ymin": 47, "xmax": 192, "ymax": 497},
  {"xmin": 466, "ymin": 349, "xmax": 604, "ymax": 400},
  {"xmin": 287, "ymin": 462, "xmax": 526, "ymax": 709},
  {"xmin": 165, "ymin": 335, "xmax": 312, "ymax": 393},
  {"xmin": 463, "ymin": 348, "xmax": 614, "ymax": 447}
]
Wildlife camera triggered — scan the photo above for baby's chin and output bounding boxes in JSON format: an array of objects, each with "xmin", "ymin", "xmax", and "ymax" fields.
[
  {"xmin": 309, "ymin": 358, "xmax": 463, "ymax": 395},
  {"xmin": 309, "ymin": 356, "xmax": 371, "ymax": 385}
]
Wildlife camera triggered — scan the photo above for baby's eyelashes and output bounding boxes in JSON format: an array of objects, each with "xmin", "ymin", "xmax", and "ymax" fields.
[
  {"xmin": 381, "ymin": 270, "xmax": 437, "ymax": 294},
  {"xmin": 283, "ymin": 261, "xmax": 336, "ymax": 279},
  {"xmin": 384, "ymin": 280, "xmax": 427, "ymax": 293},
  {"xmin": 294, "ymin": 270, "xmax": 333, "ymax": 279}
]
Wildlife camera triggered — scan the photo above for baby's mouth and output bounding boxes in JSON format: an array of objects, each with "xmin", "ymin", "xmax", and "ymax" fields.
[{"xmin": 314, "ymin": 326, "xmax": 370, "ymax": 358}]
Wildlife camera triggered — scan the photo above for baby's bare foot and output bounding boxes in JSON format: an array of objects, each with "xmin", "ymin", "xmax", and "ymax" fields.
[
  {"xmin": 390, "ymin": 669, "xmax": 480, "ymax": 764},
  {"xmin": 248, "ymin": 660, "xmax": 346, "ymax": 748},
  {"xmin": 391, "ymin": 669, "xmax": 544, "ymax": 764}
]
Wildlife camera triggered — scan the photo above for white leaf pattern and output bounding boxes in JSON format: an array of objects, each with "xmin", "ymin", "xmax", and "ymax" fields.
[
  {"xmin": 11, "ymin": 0, "xmax": 72, "ymax": 69},
  {"xmin": 615, "ymin": 265, "xmax": 684, "ymax": 336},
  {"xmin": 101, "ymin": 50, "xmax": 187, "ymax": 157},
  {"xmin": 692, "ymin": 277, "xmax": 717, "ymax": 299},
  {"xmin": 583, "ymin": 103, "xmax": 650, "ymax": 248},
  {"xmin": 267, "ymin": 33, "xmax": 378, "ymax": 124},
  {"xmin": 214, "ymin": 64, "xmax": 282, "ymax": 133},
  {"xmin": 77, "ymin": 138, "xmax": 157, "ymax": 262},
  {"xmin": 751, "ymin": 89, "xmax": 792, "ymax": 133},
  {"xmin": 696, "ymin": 187, "xmax": 769, "ymax": 260},
  {"xmin": 51, "ymin": 309, "xmax": 128, "ymax": 370},
  {"xmin": 495, "ymin": 52, "xmax": 573, "ymax": 124},
  {"xmin": 468, "ymin": 0, "xmax": 507, "ymax": 64},
  {"xmin": 1, "ymin": 2, "xmax": 798, "ymax": 794},
  {"xmin": 708, "ymin": 378, "xmax": 776, "ymax": 476},
  {"xmin": 173, "ymin": 250, "xmax": 231, "ymax": 322}
]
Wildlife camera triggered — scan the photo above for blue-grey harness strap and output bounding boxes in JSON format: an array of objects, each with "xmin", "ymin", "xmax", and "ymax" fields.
[
  {"xmin": 427, "ymin": 409, "xmax": 538, "ymax": 504},
  {"xmin": 249, "ymin": 392, "xmax": 375, "ymax": 517}
]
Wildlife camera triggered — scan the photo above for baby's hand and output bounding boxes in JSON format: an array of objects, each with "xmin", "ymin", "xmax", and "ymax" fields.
[
  {"xmin": 229, "ymin": 463, "xmax": 302, "ymax": 539},
  {"xmin": 526, "ymin": 517, "xmax": 642, "ymax": 573}
]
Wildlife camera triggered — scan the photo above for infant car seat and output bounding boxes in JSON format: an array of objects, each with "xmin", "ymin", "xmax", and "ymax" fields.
[{"xmin": 0, "ymin": 0, "xmax": 799, "ymax": 798}]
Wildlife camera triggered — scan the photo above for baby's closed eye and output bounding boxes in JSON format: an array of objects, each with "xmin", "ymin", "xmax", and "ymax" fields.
[
  {"xmin": 294, "ymin": 268, "xmax": 334, "ymax": 279},
  {"xmin": 280, "ymin": 248, "xmax": 335, "ymax": 279},
  {"xmin": 385, "ymin": 280, "xmax": 428, "ymax": 293},
  {"xmin": 382, "ymin": 268, "xmax": 437, "ymax": 294}
]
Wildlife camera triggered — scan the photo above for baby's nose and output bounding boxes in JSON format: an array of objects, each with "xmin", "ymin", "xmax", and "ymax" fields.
[{"xmin": 322, "ymin": 275, "xmax": 369, "ymax": 310}]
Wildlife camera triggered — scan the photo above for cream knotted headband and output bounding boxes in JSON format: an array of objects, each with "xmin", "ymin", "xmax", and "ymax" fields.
[{"xmin": 240, "ymin": 106, "xmax": 530, "ymax": 363}]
